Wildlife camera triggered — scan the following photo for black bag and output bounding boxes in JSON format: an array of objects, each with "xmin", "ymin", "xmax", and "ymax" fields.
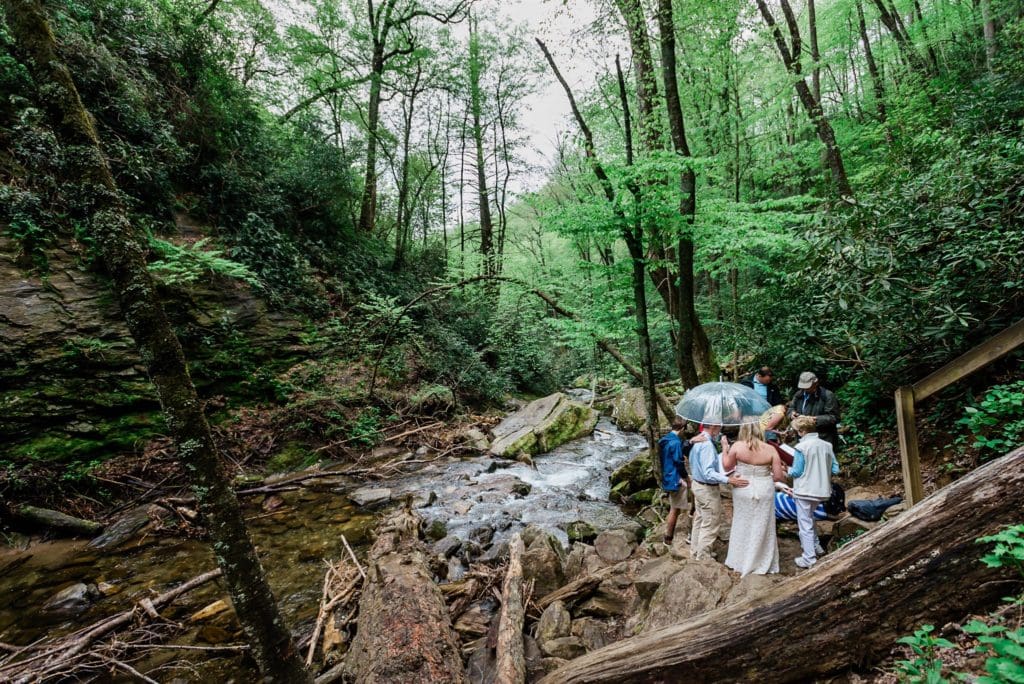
[
  {"xmin": 823, "ymin": 482, "xmax": 846, "ymax": 516},
  {"xmin": 847, "ymin": 496, "xmax": 903, "ymax": 522}
]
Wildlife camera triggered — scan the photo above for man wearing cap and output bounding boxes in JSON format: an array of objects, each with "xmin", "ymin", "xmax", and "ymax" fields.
[{"xmin": 789, "ymin": 371, "xmax": 841, "ymax": 451}]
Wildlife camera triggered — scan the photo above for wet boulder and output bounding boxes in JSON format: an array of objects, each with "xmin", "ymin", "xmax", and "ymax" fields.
[
  {"xmin": 611, "ymin": 387, "xmax": 647, "ymax": 432},
  {"xmin": 609, "ymin": 451, "xmax": 657, "ymax": 500},
  {"xmin": 565, "ymin": 520, "xmax": 597, "ymax": 544},
  {"xmin": 348, "ymin": 486, "xmax": 392, "ymax": 509},
  {"xmin": 43, "ymin": 582, "xmax": 99, "ymax": 617},
  {"xmin": 489, "ymin": 393, "xmax": 598, "ymax": 460}
]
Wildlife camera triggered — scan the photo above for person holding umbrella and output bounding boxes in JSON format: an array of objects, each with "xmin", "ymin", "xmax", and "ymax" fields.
[
  {"xmin": 676, "ymin": 382, "xmax": 771, "ymax": 562},
  {"xmin": 689, "ymin": 423, "xmax": 750, "ymax": 560}
]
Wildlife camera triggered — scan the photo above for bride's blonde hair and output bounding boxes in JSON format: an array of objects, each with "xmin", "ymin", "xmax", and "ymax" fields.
[{"xmin": 738, "ymin": 421, "xmax": 766, "ymax": 448}]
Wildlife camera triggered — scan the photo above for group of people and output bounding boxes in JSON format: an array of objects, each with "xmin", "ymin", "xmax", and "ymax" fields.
[{"xmin": 659, "ymin": 367, "xmax": 842, "ymax": 576}]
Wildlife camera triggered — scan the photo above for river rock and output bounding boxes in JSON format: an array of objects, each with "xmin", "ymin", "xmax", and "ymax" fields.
[
  {"xmin": 447, "ymin": 557, "xmax": 466, "ymax": 582},
  {"xmin": 536, "ymin": 600, "xmax": 572, "ymax": 645},
  {"xmin": 424, "ymin": 519, "xmax": 447, "ymax": 541},
  {"xmin": 609, "ymin": 451, "xmax": 657, "ymax": 499},
  {"xmin": 540, "ymin": 636, "xmax": 586, "ymax": 660},
  {"xmin": 563, "ymin": 543, "xmax": 588, "ymax": 581},
  {"xmin": 611, "ymin": 387, "xmax": 647, "ymax": 431},
  {"xmin": 43, "ymin": 582, "xmax": 99, "ymax": 616},
  {"xmin": 642, "ymin": 559, "xmax": 735, "ymax": 632},
  {"xmin": 434, "ymin": 535, "xmax": 462, "ymax": 558},
  {"xmin": 489, "ymin": 393, "xmax": 598, "ymax": 459},
  {"xmin": 571, "ymin": 617, "xmax": 615, "ymax": 651},
  {"xmin": 478, "ymin": 539, "xmax": 509, "ymax": 565},
  {"xmin": 594, "ymin": 529, "xmax": 637, "ymax": 563},
  {"xmin": 578, "ymin": 560, "xmax": 642, "ymax": 618},
  {"xmin": 462, "ymin": 428, "xmax": 491, "ymax": 451},
  {"xmin": 349, "ymin": 486, "xmax": 391, "ymax": 508},
  {"xmin": 566, "ymin": 520, "xmax": 597, "ymax": 544},
  {"xmin": 190, "ymin": 599, "xmax": 231, "ymax": 622},
  {"xmin": 522, "ymin": 536, "xmax": 565, "ymax": 596},
  {"xmin": 468, "ymin": 525, "xmax": 494, "ymax": 546},
  {"xmin": 832, "ymin": 515, "xmax": 877, "ymax": 549}
]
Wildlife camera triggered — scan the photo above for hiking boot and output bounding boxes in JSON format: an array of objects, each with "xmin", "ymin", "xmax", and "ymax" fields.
[{"xmin": 794, "ymin": 556, "xmax": 816, "ymax": 569}]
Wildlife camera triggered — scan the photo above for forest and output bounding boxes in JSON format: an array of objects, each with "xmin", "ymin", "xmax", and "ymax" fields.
[{"xmin": 1, "ymin": 0, "xmax": 1023, "ymax": 681}]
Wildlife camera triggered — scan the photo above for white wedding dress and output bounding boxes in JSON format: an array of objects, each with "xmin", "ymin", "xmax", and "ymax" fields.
[{"xmin": 725, "ymin": 461, "xmax": 780, "ymax": 576}]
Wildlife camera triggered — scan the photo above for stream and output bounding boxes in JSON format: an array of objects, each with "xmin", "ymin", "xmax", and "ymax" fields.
[{"xmin": 0, "ymin": 417, "xmax": 646, "ymax": 678}]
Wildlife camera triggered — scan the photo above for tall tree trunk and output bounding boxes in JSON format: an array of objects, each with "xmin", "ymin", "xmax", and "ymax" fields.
[
  {"xmin": 469, "ymin": 16, "xmax": 495, "ymax": 278},
  {"xmin": 756, "ymin": 0, "xmax": 855, "ymax": 201},
  {"xmin": 538, "ymin": 39, "xmax": 661, "ymax": 455},
  {"xmin": 358, "ymin": 50, "xmax": 384, "ymax": 233},
  {"xmin": 911, "ymin": 0, "xmax": 940, "ymax": 71},
  {"xmin": 809, "ymin": 0, "xmax": 822, "ymax": 103},
  {"xmin": 2, "ymin": 2, "xmax": 311, "ymax": 680},
  {"xmin": 870, "ymin": 0, "xmax": 931, "ymax": 73},
  {"xmin": 981, "ymin": 0, "xmax": 997, "ymax": 71},
  {"xmin": 656, "ymin": 0, "xmax": 704, "ymax": 388},
  {"xmin": 857, "ymin": 0, "xmax": 891, "ymax": 135}
]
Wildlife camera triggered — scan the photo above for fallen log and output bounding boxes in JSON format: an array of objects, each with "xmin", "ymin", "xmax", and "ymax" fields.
[
  {"xmin": 542, "ymin": 445, "xmax": 1024, "ymax": 683},
  {"xmin": 15, "ymin": 505, "xmax": 103, "ymax": 536},
  {"xmin": 345, "ymin": 507, "xmax": 465, "ymax": 683},
  {"xmin": 495, "ymin": 534, "xmax": 526, "ymax": 684},
  {"xmin": 534, "ymin": 565, "xmax": 615, "ymax": 612}
]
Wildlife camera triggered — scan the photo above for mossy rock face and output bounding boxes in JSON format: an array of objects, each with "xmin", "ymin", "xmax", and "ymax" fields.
[
  {"xmin": 611, "ymin": 388, "xmax": 647, "ymax": 432},
  {"xmin": 489, "ymin": 393, "xmax": 599, "ymax": 459},
  {"xmin": 266, "ymin": 442, "xmax": 315, "ymax": 473},
  {"xmin": 610, "ymin": 449, "xmax": 658, "ymax": 498}
]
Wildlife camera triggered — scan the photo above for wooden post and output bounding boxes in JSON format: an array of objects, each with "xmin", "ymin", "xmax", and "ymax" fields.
[{"xmin": 895, "ymin": 386, "xmax": 923, "ymax": 506}]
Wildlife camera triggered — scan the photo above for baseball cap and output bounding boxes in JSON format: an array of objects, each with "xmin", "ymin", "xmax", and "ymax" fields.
[{"xmin": 797, "ymin": 371, "xmax": 817, "ymax": 389}]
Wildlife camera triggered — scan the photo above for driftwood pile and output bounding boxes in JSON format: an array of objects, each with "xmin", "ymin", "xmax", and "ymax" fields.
[{"xmin": 0, "ymin": 570, "xmax": 230, "ymax": 683}]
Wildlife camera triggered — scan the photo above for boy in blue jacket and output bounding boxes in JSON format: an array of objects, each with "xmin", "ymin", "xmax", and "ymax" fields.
[{"xmin": 660, "ymin": 417, "xmax": 694, "ymax": 544}]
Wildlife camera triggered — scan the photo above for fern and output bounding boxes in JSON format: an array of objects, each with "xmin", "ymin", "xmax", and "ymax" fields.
[{"xmin": 148, "ymin": 237, "xmax": 260, "ymax": 288}]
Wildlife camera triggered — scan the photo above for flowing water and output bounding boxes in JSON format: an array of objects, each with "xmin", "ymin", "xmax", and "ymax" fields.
[{"xmin": 0, "ymin": 417, "xmax": 645, "ymax": 678}]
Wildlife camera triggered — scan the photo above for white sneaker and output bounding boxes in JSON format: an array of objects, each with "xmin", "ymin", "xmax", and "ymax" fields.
[
  {"xmin": 815, "ymin": 541, "xmax": 826, "ymax": 556},
  {"xmin": 794, "ymin": 556, "xmax": 816, "ymax": 569}
]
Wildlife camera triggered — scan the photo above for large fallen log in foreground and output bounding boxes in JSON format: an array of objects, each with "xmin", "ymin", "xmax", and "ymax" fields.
[
  {"xmin": 495, "ymin": 534, "xmax": 526, "ymax": 684},
  {"xmin": 543, "ymin": 446, "xmax": 1024, "ymax": 684},
  {"xmin": 345, "ymin": 507, "xmax": 464, "ymax": 683}
]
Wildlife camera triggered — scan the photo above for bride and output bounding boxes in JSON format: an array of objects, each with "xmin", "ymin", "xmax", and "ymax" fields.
[{"xmin": 723, "ymin": 421, "xmax": 785, "ymax": 576}]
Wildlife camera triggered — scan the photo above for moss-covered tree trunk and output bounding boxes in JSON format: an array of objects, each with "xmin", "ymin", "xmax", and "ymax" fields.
[{"xmin": 1, "ymin": 2, "xmax": 311, "ymax": 681}]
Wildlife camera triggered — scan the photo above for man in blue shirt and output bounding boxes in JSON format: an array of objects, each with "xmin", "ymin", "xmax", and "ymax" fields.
[
  {"xmin": 740, "ymin": 366, "xmax": 784, "ymax": 406},
  {"xmin": 689, "ymin": 424, "xmax": 750, "ymax": 561},
  {"xmin": 659, "ymin": 417, "xmax": 697, "ymax": 544}
]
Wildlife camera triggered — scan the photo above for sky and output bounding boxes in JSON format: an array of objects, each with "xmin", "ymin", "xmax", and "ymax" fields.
[{"xmin": 493, "ymin": 0, "xmax": 636, "ymax": 194}]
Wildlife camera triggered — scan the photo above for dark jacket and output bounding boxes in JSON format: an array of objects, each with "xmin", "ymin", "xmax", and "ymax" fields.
[
  {"xmin": 740, "ymin": 375, "xmax": 784, "ymax": 406},
  {"xmin": 789, "ymin": 387, "xmax": 841, "ymax": 449}
]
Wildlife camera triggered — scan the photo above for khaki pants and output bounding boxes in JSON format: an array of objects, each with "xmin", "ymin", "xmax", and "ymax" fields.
[{"xmin": 690, "ymin": 481, "xmax": 723, "ymax": 561}]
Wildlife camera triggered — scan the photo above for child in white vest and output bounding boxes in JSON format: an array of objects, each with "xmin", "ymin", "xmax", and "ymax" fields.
[{"xmin": 789, "ymin": 415, "xmax": 840, "ymax": 568}]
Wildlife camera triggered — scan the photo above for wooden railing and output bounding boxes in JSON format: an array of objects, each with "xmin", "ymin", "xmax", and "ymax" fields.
[{"xmin": 897, "ymin": 317, "xmax": 1024, "ymax": 505}]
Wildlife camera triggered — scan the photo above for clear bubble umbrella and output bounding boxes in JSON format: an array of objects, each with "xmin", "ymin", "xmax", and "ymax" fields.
[{"xmin": 674, "ymin": 382, "xmax": 772, "ymax": 426}]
